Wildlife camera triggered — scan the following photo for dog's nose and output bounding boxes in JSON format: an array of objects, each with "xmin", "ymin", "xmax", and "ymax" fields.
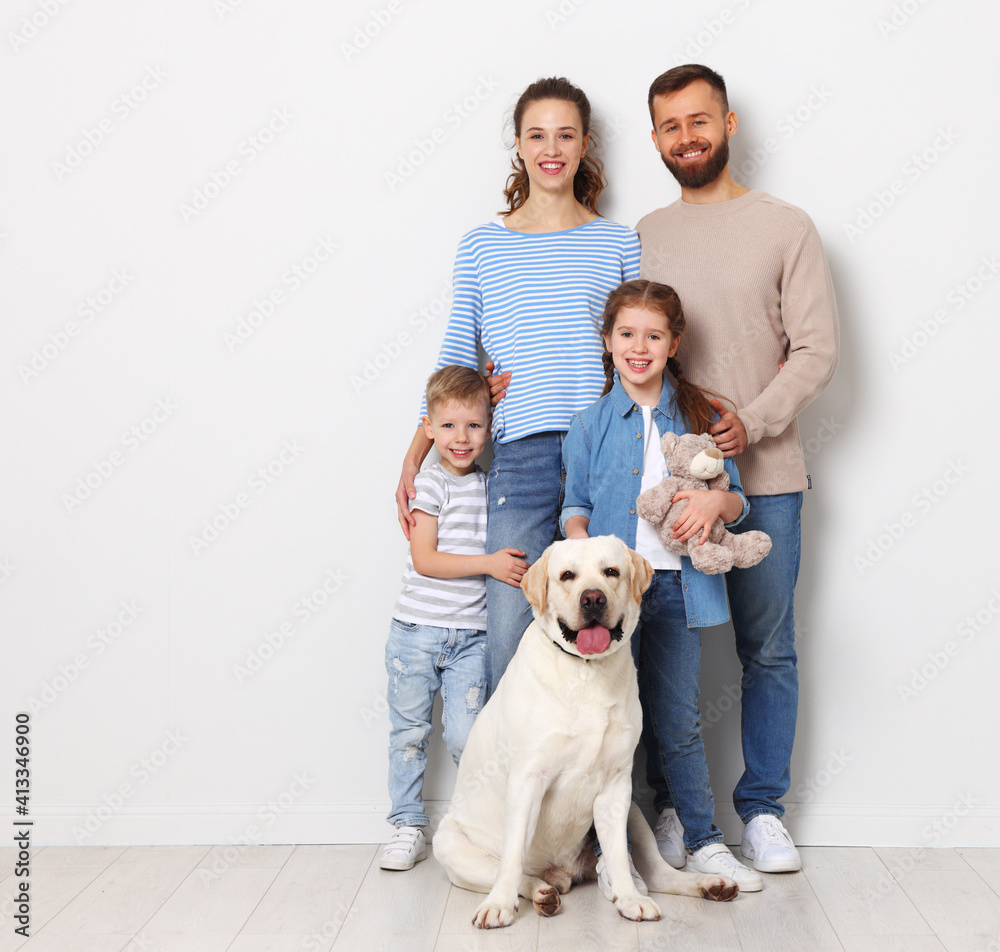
[{"xmin": 580, "ymin": 589, "xmax": 606, "ymax": 611}]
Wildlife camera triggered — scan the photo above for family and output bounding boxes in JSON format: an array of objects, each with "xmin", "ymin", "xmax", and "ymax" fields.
[{"xmin": 381, "ymin": 64, "xmax": 839, "ymax": 896}]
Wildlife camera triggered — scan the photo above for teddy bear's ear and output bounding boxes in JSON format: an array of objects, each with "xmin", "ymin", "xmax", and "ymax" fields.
[{"xmin": 660, "ymin": 432, "xmax": 679, "ymax": 454}]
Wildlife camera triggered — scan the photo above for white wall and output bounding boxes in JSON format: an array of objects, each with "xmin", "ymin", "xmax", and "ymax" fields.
[{"xmin": 2, "ymin": 0, "xmax": 998, "ymax": 849}]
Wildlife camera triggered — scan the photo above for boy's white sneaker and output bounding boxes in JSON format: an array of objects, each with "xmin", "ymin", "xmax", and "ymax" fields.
[
  {"xmin": 653, "ymin": 808, "xmax": 686, "ymax": 869},
  {"xmin": 596, "ymin": 853, "xmax": 648, "ymax": 901},
  {"xmin": 379, "ymin": 826, "xmax": 427, "ymax": 871},
  {"xmin": 740, "ymin": 814, "xmax": 801, "ymax": 872},
  {"xmin": 687, "ymin": 842, "xmax": 763, "ymax": 892}
]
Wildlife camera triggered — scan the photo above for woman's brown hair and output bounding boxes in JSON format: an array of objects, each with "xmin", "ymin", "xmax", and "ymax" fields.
[
  {"xmin": 600, "ymin": 280, "xmax": 732, "ymax": 435},
  {"xmin": 501, "ymin": 77, "xmax": 606, "ymax": 215}
]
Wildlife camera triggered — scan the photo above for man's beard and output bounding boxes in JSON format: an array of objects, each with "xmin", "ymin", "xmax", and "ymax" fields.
[{"xmin": 660, "ymin": 136, "xmax": 730, "ymax": 189}]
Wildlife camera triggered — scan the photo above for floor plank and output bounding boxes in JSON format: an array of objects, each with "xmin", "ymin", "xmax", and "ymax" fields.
[
  {"xmin": 240, "ymin": 845, "xmax": 373, "ymax": 942},
  {"xmin": 228, "ymin": 938, "xmax": 325, "ymax": 952},
  {"xmin": 31, "ymin": 846, "xmax": 127, "ymax": 869},
  {"xmin": 139, "ymin": 866, "xmax": 281, "ymax": 949},
  {"xmin": 894, "ymin": 870, "xmax": 1000, "ymax": 936},
  {"xmin": 956, "ymin": 849, "xmax": 1000, "ymax": 894},
  {"xmin": 39, "ymin": 846, "xmax": 209, "ymax": 936},
  {"xmin": 535, "ymin": 880, "xmax": 639, "ymax": 952},
  {"xmin": 728, "ymin": 867, "xmax": 844, "ymax": 952},
  {"xmin": 0, "ymin": 866, "xmax": 107, "ymax": 951},
  {"xmin": 197, "ymin": 845, "xmax": 295, "ymax": 872},
  {"xmin": 637, "ymin": 888, "xmax": 741, "ymax": 952},
  {"xmin": 936, "ymin": 937, "xmax": 1000, "ymax": 952},
  {"xmin": 801, "ymin": 846, "xmax": 934, "ymax": 937},
  {"xmin": 331, "ymin": 851, "xmax": 452, "ymax": 952},
  {"xmin": 18, "ymin": 938, "xmax": 131, "ymax": 952},
  {"xmin": 839, "ymin": 938, "xmax": 949, "ymax": 952},
  {"xmin": 437, "ymin": 873, "xmax": 539, "ymax": 939}
]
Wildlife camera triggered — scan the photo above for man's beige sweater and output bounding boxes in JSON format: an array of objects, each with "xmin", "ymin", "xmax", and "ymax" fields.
[{"xmin": 637, "ymin": 189, "xmax": 839, "ymax": 496}]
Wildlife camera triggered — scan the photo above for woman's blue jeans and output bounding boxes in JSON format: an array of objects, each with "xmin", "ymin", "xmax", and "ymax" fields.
[{"xmin": 484, "ymin": 432, "xmax": 564, "ymax": 693}]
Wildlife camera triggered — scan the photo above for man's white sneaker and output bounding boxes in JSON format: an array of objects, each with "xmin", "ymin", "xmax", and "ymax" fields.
[
  {"xmin": 687, "ymin": 842, "xmax": 763, "ymax": 892},
  {"xmin": 653, "ymin": 809, "xmax": 686, "ymax": 869},
  {"xmin": 740, "ymin": 814, "xmax": 801, "ymax": 872},
  {"xmin": 379, "ymin": 826, "xmax": 427, "ymax": 871},
  {"xmin": 596, "ymin": 853, "xmax": 648, "ymax": 901}
]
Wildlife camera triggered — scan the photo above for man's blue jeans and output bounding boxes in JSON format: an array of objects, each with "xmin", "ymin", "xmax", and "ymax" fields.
[
  {"xmin": 385, "ymin": 619, "xmax": 486, "ymax": 828},
  {"xmin": 726, "ymin": 491, "xmax": 802, "ymax": 821},
  {"xmin": 484, "ymin": 432, "xmax": 564, "ymax": 693}
]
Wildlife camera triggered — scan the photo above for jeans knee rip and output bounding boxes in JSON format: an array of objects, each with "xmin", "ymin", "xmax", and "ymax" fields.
[
  {"xmin": 465, "ymin": 681, "xmax": 484, "ymax": 713},
  {"xmin": 403, "ymin": 744, "xmax": 421, "ymax": 762}
]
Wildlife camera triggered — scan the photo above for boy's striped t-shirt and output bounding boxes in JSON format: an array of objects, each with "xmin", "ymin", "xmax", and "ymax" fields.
[
  {"xmin": 422, "ymin": 218, "xmax": 641, "ymax": 443},
  {"xmin": 393, "ymin": 463, "xmax": 488, "ymax": 630}
]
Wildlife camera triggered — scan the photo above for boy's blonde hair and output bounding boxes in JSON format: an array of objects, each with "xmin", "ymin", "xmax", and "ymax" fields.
[{"xmin": 425, "ymin": 365, "xmax": 492, "ymax": 417}]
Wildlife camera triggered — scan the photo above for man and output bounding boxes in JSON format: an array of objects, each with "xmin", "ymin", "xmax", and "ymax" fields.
[{"xmin": 636, "ymin": 64, "xmax": 838, "ymax": 883}]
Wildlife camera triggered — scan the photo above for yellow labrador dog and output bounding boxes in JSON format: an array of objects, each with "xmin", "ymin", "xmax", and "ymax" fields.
[{"xmin": 433, "ymin": 536, "xmax": 738, "ymax": 929}]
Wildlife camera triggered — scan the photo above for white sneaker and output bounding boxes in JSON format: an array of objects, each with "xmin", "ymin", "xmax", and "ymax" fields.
[
  {"xmin": 741, "ymin": 814, "xmax": 801, "ymax": 872},
  {"xmin": 653, "ymin": 808, "xmax": 686, "ymax": 869},
  {"xmin": 687, "ymin": 842, "xmax": 762, "ymax": 892},
  {"xmin": 379, "ymin": 826, "xmax": 427, "ymax": 870},
  {"xmin": 596, "ymin": 853, "xmax": 647, "ymax": 901}
]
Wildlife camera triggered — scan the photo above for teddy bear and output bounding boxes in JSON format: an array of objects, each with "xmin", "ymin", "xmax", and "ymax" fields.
[{"xmin": 636, "ymin": 431, "xmax": 772, "ymax": 575}]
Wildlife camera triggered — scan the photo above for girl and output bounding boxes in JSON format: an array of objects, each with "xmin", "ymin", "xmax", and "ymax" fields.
[
  {"xmin": 561, "ymin": 279, "xmax": 762, "ymax": 891},
  {"xmin": 396, "ymin": 77, "xmax": 640, "ymax": 693}
]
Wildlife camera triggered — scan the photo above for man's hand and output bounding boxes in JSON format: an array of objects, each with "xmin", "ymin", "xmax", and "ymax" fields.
[
  {"xmin": 709, "ymin": 399, "xmax": 748, "ymax": 457},
  {"xmin": 484, "ymin": 360, "xmax": 511, "ymax": 408}
]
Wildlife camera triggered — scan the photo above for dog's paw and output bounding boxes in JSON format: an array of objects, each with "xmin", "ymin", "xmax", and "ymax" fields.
[
  {"xmin": 615, "ymin": 894, "xmax": 661, "ymax": 922},
  {"xmin": 532, "ymin": 884, "xmax": 561, "ymax": 917},
  {"xmin": 472, "ymin": 897, "xmax": 518, "ymax": 929},
  {"xmin": 697, "ymin": 874, "xmax": 739, "ymax": 902}
]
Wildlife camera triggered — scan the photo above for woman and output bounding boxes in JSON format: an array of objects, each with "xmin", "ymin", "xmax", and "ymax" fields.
[{"xmin": 396, "ymin": 76, "xmax": 639, "ymax": 693}]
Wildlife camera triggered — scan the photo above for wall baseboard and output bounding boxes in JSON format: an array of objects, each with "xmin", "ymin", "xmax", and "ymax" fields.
[{"xmin": 7, "ymin": 798, "xmax": 997, "ymax": 848}]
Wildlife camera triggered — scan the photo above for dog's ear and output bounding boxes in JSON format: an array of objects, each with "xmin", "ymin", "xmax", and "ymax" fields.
[
  {"xmin": 628, "ymin": 547, "xmax": 654, "ymax": 603},
  {"xmin": 521, "ymin": 547, "xmax": 550, "ymax": 613}
]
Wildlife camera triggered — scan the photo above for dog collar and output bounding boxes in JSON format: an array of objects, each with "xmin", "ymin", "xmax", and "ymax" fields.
[{"xmin": 552, "ymin": 637, "xmax": 591, "ymax": 661}]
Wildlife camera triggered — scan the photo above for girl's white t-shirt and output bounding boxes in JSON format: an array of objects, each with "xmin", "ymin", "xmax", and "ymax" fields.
[{"xmin": 634, "ymin": 405, "xmax": 683, "ymax": 570}]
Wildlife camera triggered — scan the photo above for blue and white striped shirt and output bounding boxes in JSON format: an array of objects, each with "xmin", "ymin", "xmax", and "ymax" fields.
[{"xmin": 424, "ymin": 218, "xmax": 641, "ymax": 443}]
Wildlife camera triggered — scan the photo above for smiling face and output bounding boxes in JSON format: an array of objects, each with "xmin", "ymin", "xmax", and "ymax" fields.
[
  {"xmin": 650, "ymin": 79, "xmax": 736, "ymax": 191},
  {"xmin": 604, "ymin": 305, "xmax": 680, "ymax": 405},
  {"xmin": 515, "ymin": 98, "xmax": 589, "ymax": 198},
  {"xmin": 422, "ymin": 397, "xmax": 490, "ymax": 476}
]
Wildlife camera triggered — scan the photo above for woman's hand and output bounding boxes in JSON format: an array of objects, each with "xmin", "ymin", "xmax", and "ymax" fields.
[
  {"xmin": 485, "ymin": 361, "xmax": 511, "ymax": 407},
  {"xmin": 396, "ymin": 426, "xmax": 434, "ymax": 539}
]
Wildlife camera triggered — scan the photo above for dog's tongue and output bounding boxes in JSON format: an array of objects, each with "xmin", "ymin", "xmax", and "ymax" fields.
[{"xmin": 576, "ymin": 624, "xmax": 611, "ymax": 655}]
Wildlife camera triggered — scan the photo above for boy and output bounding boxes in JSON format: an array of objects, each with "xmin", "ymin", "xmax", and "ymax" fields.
[{"xmin": 381, "ymin": 365, "xmax": 528, "ymax": 870}]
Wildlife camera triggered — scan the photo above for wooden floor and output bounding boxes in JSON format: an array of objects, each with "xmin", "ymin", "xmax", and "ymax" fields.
[{"xmin": 2, "ymin": 844, "xmax": 1000, "ymax": 951}]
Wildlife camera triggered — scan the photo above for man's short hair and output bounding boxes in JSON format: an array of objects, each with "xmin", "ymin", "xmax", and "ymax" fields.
[
  {"xmin": 647, "ymin": 64, "xmax": 729, "ymax": 123},
  {"xmin": 425, "ymin": 365, "xmax": 491, "ymax": 417}
]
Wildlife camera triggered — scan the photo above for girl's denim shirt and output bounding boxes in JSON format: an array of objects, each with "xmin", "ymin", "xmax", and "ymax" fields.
[{"xmin": 561, "ymin": 377, "xmax": 750, "ymax": 628}]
